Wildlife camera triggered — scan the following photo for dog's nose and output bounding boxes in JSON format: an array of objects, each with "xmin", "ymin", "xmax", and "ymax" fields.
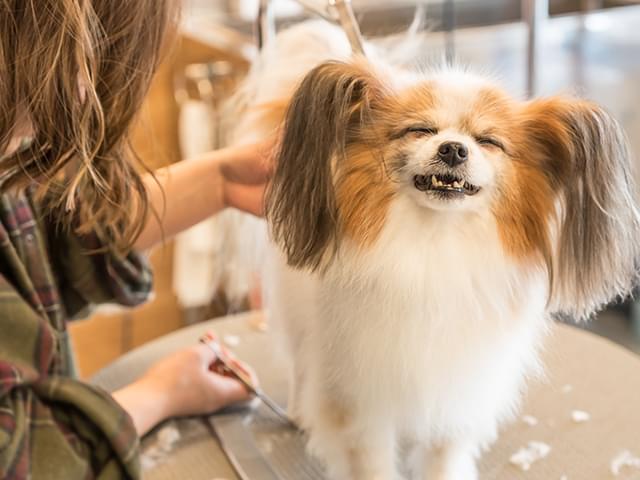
[{"xmin": 437, "ymin": 141, "xmax": 468, "ymax": 167}]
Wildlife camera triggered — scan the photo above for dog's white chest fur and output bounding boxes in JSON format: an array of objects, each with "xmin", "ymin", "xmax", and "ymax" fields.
[{"xmin": 266, "ymin": 196, "xmax": 549, "ymax": 478}]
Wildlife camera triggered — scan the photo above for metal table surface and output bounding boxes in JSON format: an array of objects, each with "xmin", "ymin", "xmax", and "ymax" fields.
[{"xmin": 92, "ymin": 312, "xmax": 640, "ymax": 480}]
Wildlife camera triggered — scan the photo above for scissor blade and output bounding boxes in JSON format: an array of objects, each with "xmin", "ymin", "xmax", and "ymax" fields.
[
  {"xmin": 254, "ymin": 388, "xmax": 293, "ymax": 425},
  {"xmin": 199, "ymin": 336, "xmax": 297, "ymax": 428}
]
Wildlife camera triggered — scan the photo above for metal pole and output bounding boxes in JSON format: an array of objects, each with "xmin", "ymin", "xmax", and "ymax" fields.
[
  {"xmin": 443, "ymin": 0, "xmax": 456, "ymax": 64},
  {"xmin": 522, "ymin": 0, "xmax": 548, "ymax": 97},
  {"xmin": 294, "ymin": 0, "xmax": 365, "ymax": 56},
  {"xmin": 330, "ymin": 0, "xmax": 366, "ymax": 55},
  {"xmin": 407, "ymin": 2, "xmax": 428, "ymax": 38},
  {"xmin": 255, "ymin": 0, "xmax": 365, "ymax": 56},
  {"xmin": 255, "ymin": 0, "xmax": 276, "ymax": 50}
]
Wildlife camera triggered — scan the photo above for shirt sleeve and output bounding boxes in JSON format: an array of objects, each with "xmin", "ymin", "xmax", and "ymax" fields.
[
  {"xmin": 0, "ymin": 293, "xmax": 141, "ymax": 480},
  {"xmin": 47, "ymin": 227, "xmax": 154, "ymax": 319}
]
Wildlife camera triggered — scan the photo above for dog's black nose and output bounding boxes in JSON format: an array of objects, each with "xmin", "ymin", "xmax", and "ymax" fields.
[{"xmin": 437, "ymin": 141, "xmax": 468, "ymax": 167}]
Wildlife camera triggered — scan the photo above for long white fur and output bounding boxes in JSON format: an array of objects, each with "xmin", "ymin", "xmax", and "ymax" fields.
[{"xmin": 223, "ymin": 21, "xmax": 551, "ymax": 480}]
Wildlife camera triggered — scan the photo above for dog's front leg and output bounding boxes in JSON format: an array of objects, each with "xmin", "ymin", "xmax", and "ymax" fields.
[
  {"xmin": 420, "ymin": 441, "xmax": 478, "ymax": 480},
  {"xmin": 285, "ymin": 359, "xmax": 305, "ymax": 423},
  {"xmin": 305, "ymin": 399, "xmax": 399, "ymax": 480}
]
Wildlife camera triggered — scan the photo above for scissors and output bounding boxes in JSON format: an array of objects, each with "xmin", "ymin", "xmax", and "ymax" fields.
[{"xmin": 199, "ymin": 332, "xmax": 296, "ymax": 428}]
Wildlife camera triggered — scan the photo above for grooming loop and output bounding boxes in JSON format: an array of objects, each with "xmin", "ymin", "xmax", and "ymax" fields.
[{"xmin": 256, "ymin": 0, "xmax": 366, "ymax": 55}]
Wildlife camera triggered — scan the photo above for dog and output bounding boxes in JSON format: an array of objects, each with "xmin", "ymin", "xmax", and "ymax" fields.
[{"xmin": 219, "ymin": 21, "xmax": 640, "ymax": 479}]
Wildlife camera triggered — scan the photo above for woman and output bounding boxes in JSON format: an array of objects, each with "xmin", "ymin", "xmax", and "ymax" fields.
[{"xmin": 0, "ymin": 1, "xmax": 270, "ymax": 478}]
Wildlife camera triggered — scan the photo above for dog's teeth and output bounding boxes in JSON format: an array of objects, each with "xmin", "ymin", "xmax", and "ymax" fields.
[
  {"xmin": 453, "ymin": 181, "xmax": 462, "ymax": 189},
  {"xmin": 431, "ymin": 175, "xmax": 437, "ymax": 185}
]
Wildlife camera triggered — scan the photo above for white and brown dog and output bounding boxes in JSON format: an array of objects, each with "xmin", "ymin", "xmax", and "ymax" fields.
[{"xmin": 220, "ymin": 21, "xmax": 640, "ymax": 480}]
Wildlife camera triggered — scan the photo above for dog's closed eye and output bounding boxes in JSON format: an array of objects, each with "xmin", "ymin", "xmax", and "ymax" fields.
[
  {"xmin": 393, "ymin": 125, "xmax": 438, "ymax": 139},
  {"xmin": 474, "ymin": 135, "xmax": 505, "ymax": 151}
]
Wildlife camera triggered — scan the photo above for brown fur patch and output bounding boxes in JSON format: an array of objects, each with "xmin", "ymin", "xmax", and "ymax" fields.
[
  {"xmin": 384, "ymin": 82, "xmax": 436, "ymax": 133},
  {"xmin": 336, "ymin": 145, "xmax": 395, "ymax": 249},
  {"xmin": 322, "ymin": 397, "xmax": 352, "ymax": 430},
  {"xmin": 346, "ymin": 447, "xmax": 367, "ymax": 477},
  {"xmin": 395, "ymin": 83, "xmax": 436, "ymax": 115},
  {"xmin": 462, "ymin": 87, "xmax": 516, "ymax": 147},
  {"xmin": 494, "ymin": 97, "xmax": 581, "ymax": 270},
  {"xmin": 493, "ymin": 161, "xmax": 555, "ymax": 264},
  {"xmin": 492, "ymin": 99, "xmax": 562, "ymax": 267}
]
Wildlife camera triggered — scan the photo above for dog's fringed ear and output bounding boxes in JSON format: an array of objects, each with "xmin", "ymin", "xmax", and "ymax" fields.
[
  {"xmin": 524, "ymin": 97, "xmax": 640, "ymax": 320},
  {"xmin": 266, "ymin": 60, "xmax": 385, "ymax": 271}
]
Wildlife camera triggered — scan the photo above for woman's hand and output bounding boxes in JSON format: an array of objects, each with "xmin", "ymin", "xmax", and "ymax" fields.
[
  {"xmin": 113, "ymin": 344, "xmax": 256, "ymax": 436},
  {"xmin": 218, "ymin": 137, "xmax": 275, "ymax": 216}
]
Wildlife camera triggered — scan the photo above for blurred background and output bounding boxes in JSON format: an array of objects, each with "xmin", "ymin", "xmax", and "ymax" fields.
[{"xmin": 70, "ymin": 0, "xmax": 640, "ymax": 377}]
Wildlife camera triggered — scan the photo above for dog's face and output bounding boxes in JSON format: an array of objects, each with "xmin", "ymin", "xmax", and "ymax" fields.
[
  {"xmin": 267, "ymin": 60, "xmax": 640, "ymax": 320},
  {"xmin": 382, "ymin": 72, "xmax": 514, "ymax": 213}
]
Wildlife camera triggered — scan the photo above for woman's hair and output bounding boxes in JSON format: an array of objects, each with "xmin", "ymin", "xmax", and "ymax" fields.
[{"xmin": 0, "ymin": 0, "xmax": 177, "ymax": 252}]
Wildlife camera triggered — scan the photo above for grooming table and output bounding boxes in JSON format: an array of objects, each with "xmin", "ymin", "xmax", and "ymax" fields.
[{"xmin": 92, "ymin": 312, "xmax": 640, "ymax": 480}]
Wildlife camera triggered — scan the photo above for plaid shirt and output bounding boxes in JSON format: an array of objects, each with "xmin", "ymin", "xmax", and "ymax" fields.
[{"xmin": 0, "ymin": 187, "xmax": 153, "ymax": 479}]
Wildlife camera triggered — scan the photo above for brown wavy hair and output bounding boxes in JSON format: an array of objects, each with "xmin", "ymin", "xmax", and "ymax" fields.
[{"xmin": 0, "ymin": 0, "xmax": 177, "ymax": 252}]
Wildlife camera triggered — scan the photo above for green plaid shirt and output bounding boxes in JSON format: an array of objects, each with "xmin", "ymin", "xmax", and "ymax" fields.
[{"xmin": 0, "ymin": 187, "xmax": 153, "ymax": 479}]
